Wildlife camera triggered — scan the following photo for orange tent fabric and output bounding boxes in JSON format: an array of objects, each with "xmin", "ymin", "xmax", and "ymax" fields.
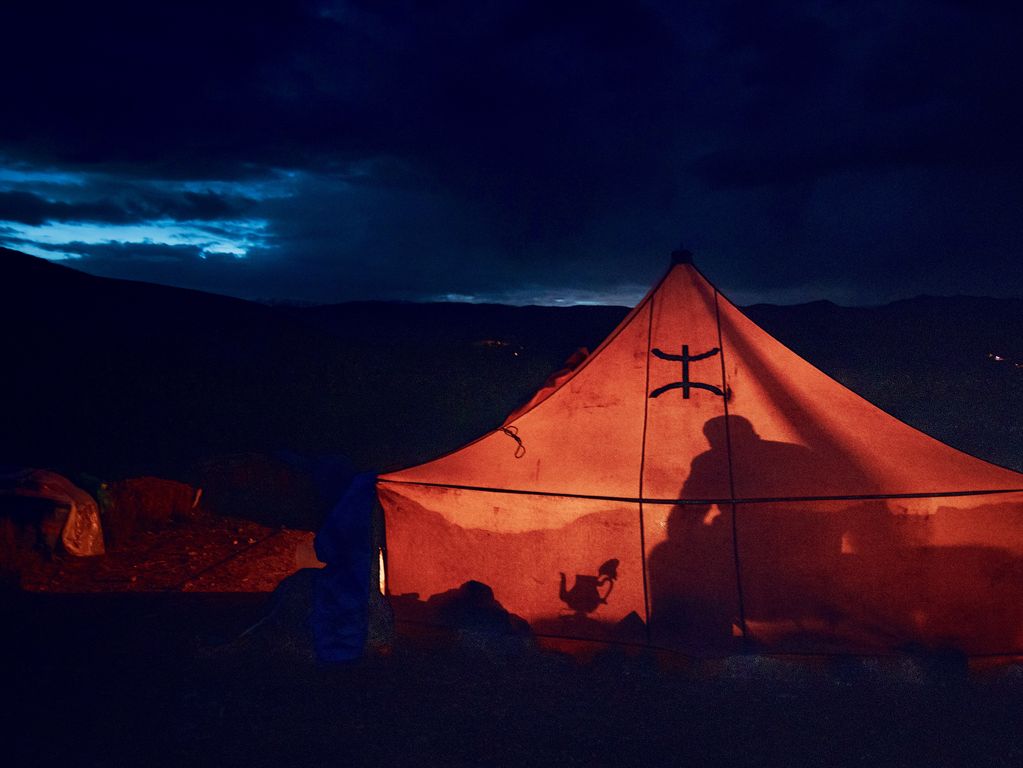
[{"xmin": 378, "ymin": 252, "xmax": 1023, "ymax": 656}]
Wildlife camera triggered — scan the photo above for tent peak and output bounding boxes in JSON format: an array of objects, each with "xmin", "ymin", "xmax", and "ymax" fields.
[{"xmin": 670, "ymin": 248, "xmax": 694, "ymax": 266}]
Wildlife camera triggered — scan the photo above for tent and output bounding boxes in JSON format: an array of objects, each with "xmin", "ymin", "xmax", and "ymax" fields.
[{"xmin": 377, "ymin": 251, "xmax": 1023, "ymax": 656}]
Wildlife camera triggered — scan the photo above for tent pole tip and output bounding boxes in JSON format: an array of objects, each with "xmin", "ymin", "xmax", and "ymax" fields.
[{"xmin": 671, "ymin": 247, "xmax": 694, "ymax": 266}]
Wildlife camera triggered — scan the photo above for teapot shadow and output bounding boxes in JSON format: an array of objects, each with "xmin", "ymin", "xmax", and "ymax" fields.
[{"xmin": 559, "ymin": 558, "xmax": 619, "ymax": 615}]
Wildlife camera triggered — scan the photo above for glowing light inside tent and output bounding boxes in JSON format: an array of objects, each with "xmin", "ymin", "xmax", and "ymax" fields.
[{"xmin": 378, "ymin": 548, "xmax": 386, "ymax": 595}]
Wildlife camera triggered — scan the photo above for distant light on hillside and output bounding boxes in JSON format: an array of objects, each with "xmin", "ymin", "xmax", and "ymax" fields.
[{"xmin": 987, "ymin": 353, "xmax": 1023, "ymax": 369}]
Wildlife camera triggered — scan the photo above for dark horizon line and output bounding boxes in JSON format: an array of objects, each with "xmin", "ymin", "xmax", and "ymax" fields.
[{"xmin": 4, "ymin": 245, "xmax": 1023, "ymax": 310}]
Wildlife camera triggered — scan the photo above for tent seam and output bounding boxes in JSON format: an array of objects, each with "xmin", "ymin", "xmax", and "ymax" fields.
[
  {"xmin": 638, "ymin": 291, "xmax": 655, "ymax": 643},
  {"xmin": 715, "ymin": 287, "xmax": 749, "ymax": 645},
  {"xmin": 376, "ymin": 479, "xmax": 1023, "ymax": 505}
]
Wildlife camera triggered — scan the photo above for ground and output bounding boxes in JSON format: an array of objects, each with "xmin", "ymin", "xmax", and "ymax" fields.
[
  {"xmin": 16, "ymin": 513, "xmax": 316, "ymax": 594},
  {"xmin": 6, "ymin": 517, "xmax": 1023, "ymax": 767},
  {"xmin": 6, "ymin": 582, "xmax": 1023, "ymax": 767}
]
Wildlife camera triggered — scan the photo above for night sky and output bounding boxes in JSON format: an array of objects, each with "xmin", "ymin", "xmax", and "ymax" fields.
[{"xmin": 2, "ymin": 0, "xmax": 1021, "ymax": 306}]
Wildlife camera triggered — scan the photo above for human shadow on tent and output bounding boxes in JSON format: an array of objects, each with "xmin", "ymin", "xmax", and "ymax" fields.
[{"xmin": 646, "ymin": 414, "xmax": 894, "ymax": 654}]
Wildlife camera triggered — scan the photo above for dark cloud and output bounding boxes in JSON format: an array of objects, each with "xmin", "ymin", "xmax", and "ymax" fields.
[
  {"xmin": 0, "ymin": 192, "xmax": 128, "ymax": 226},
  {"xmin": 0, "ymin": 189, "xmax": 255, "ymax": 225},
  {"xmin": 25, "ymin": 239, "xmax": 206, "ymax": 264},
  {"xmin": 686, "ymin": 1, "xmax": 1023, "ymax": 189},
  {"xmin": 0, "ymin": 0, "xmax": 1021, "ymax": 304}
]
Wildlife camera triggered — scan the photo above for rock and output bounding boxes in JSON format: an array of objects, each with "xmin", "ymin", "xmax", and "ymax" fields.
[
  {"xmin": 1, "ymin": 469, "xmax": 104, "ymax": 557},
  {"xmin": 100, "ymin": 476, "xmax": 200, "ymax": 546},
  {"xmin": 427, "ymin": 580, "xmax": 532, "ymax": 638},
  {"xmin": 195, "ymin": 452, "xmax": 340, "ymax": 529}
]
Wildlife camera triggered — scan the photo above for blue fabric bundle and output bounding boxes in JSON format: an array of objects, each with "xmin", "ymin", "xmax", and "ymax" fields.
[{"xmin": 310, "ymin": 471, "xmax": 376, "ymax": 661}]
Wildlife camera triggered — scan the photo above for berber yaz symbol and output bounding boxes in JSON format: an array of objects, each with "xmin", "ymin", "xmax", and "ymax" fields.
[{"xmin": 649, "ymin": 344, "xmax": 724, "ymax": 399}]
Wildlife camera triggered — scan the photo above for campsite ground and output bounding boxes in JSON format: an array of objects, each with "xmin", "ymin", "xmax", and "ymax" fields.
[
  {"xmin": 7, "ymin": 585, "xmax": 1023, "ymax": 768},
  {"xmin": 14, "ymin": 514, "xmax": 315, "ymax": 594}
]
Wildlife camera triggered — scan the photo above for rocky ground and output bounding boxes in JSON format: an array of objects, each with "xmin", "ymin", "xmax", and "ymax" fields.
[{"xmin": 15, "ymin": 513, "xmax": 318, "ymax": 594}]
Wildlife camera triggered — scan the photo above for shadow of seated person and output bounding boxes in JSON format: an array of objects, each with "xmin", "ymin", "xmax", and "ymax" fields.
[{"xmin": 647, "ymin": 415, "xmax": 877, "ymax": 653}]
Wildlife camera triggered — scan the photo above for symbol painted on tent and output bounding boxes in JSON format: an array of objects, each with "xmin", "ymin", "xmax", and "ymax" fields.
[
  {"xmin": 649, "ymin": 345, "xmax": 724, "ymax": 399},
  {"xmin": 559, "ymin": 558, "xmax": 619, "ymax": 615}
]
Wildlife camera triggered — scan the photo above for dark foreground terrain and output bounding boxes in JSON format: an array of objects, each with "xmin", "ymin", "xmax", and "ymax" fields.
[{"xmin": 6, "ymin": 587, "xmax": 1023, "ymax": 768}]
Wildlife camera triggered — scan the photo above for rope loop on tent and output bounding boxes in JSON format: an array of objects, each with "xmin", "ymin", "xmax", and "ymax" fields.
[{"xmin": 500, "ymin": 426, "xmax": 526, "ymax": 458}]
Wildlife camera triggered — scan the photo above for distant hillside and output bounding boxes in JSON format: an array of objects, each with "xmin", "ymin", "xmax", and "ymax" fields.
[
  {"xmin": 0, "ymin": 249, "xmax": 623, "ymax": 484},
  {"xmin": 285, "ymin": 300, "xmax": 627, "ymax": 349},
  {"xmin": 2, "ymin": 249, "xmax": 1020, "ymax": 513},
  {"xmin": 288, "ymin": 294, "xmax": 1023, "ymax": 472},
  {"xmin": 1, "ymin": 248, "xmax": 355, "ymax": 475}
]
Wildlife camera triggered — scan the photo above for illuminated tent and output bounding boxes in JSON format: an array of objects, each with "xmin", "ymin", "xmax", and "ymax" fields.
[{"xmin": 377, "ymin": 251, "xmax": 1023, "ymax": 656}]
